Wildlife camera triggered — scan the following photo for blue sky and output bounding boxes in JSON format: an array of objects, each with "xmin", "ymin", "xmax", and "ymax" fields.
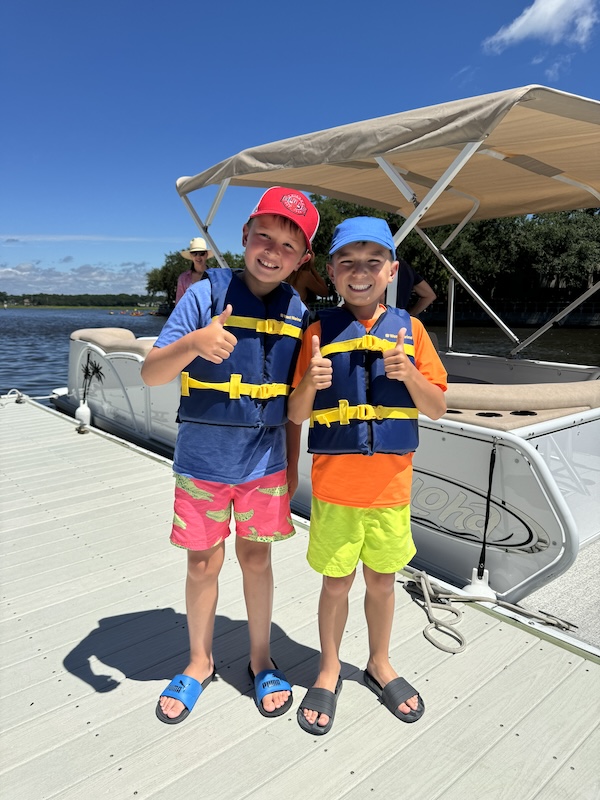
[{"xmin": 1, "ymin": 0, "xmax": 598, "ymax": 296}]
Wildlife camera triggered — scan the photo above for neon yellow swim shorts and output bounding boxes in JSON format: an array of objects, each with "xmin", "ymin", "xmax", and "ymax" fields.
[{"xmin": 307, "ymin": 497, "xmax": 416, "ymax": 577}]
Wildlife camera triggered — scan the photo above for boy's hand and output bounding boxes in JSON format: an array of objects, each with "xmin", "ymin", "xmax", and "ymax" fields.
[
  {"xmin": 308, "ymin": 335, "xmax": 333, "ymax": 390},
  {"xmin": 383, "ymin": 327, "xmax": 413, "ymax": 381},
  {"xmin": 192, "ymin": 304, "xmax": 238, "ymax": 363}
]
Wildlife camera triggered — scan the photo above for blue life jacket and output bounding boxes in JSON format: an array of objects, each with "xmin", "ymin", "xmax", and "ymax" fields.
[
  {"xmin": 179, "ymin": 269, "xmax": 305, "ymax": 428},
  {"xmin": 308, "ymin": 306, "xmax": 419, "ymax": 455}
]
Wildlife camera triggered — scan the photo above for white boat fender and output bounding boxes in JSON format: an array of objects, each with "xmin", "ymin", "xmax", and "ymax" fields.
[{"xmin": 75, "ymin": 401, "xmax": 91, "ymax": 433}]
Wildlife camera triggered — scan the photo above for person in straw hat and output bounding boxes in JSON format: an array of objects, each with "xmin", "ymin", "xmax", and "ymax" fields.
[{"xmin": 175, "ymin": 237, "xmax": 214, "ymax": 303}]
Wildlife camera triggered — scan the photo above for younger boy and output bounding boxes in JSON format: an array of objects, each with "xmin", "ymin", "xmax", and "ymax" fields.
[
  {"xmin": 142, "ymin": 187, "xmax": 319, "ymax": 723},
  {"xmin": 288, "ymin": 216, "xmax": 447, "ymax": 735}
]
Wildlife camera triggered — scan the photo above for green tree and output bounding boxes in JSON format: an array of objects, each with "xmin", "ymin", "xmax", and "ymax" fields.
[
  {"xmin": 146, "ymin": 251, "xmax": 190, "ymax": 307},
  {"xmin": 310, "ymin": 195, "xmax": 600, "ymax": 302},
  {"xmin": 439, "ymin": 217, "xmax": 527, "ymax": 299},
  {"xmin": 521, "ymin": 210, "xmax": 600, "ymax": 291}
]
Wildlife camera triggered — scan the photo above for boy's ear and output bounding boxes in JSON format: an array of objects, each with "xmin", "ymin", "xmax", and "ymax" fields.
[
  {"xmin": 242, "ymin": 223, "xmax": 249, "ymax": 247},
  {"xmin": 326, "ymin": 262, "xmax": 335, "ymax": 281},
  {"xmin": 297, "ymin": 251, "xmax": 311, "ymax": 269},
  {"xmin": 388, "ymin": 260, "xmax": 399, "ymax": 281}
]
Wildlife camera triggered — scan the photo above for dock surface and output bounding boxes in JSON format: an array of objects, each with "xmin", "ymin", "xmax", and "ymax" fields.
[{"xmin": 1, "ymin": 397, "xmax": 599, "ymax": 799}]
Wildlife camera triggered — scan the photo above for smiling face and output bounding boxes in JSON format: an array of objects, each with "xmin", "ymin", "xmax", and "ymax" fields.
[
  {"xmin": 241, "ymin": 214, "xmax": 310, "ymax": 296},
  {"xmin": 190, "ymin": 250, "xmax": 209, "ymax": 274},
  {"xmin": 328, "ymin": 241, "xmax": 398, "ymax": 319}
]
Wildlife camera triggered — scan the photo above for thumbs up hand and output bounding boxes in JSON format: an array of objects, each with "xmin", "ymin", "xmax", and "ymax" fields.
[
  {"xmin": 192, "ymin": 303, "xmax": 238, "ymax": 363},
  {"xmin": 383, "ymin": 327, "xmax": 412, "ymax": 381},
  {"xmin": 308, "ymin": 335, "xmax": 333, "ymax": 390}
]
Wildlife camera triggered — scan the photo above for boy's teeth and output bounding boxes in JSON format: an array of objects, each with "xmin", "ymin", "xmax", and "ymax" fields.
[{"xmin": 350, "ymin": 284, "xmax": 369, "ymax": 290}]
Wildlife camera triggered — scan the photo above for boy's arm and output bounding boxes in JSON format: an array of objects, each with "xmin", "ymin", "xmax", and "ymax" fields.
[
  {"xmin": 287, "ymin": 336, "xmax": 332, "ymax": 424},
  {"xmin": 141, "ymin": 305, "xmax": 236, "ymax": 386},
  {"xmin": 382, "ymin": 328, "xmax": 446, "ymax": 420},
  {"xmin": 285, "ymin": 421, "xmax": 301, "ymax": 497}
]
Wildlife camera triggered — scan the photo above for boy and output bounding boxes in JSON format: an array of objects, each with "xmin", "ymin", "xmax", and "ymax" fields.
[
  {"xmin": 142, "ymin": 187, "xmax": 319, "ymax": 723},
  {"xmin": 288, "ymin": 216, "xmax": 447, "ymax": 735}
]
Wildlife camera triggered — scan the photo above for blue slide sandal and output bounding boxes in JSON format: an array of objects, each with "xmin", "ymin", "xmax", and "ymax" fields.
[
  {"xmin": 156, "ymin": 669, "xmax": 216, "ymax": 724},
  {"xmin": 248, "ymin": 661, "xmax": 293, "ymax": 718}
]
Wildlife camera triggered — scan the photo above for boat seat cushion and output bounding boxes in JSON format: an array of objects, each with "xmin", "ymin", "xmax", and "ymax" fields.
[
  {"xmin": 71, "ymin": 328, "xmax": 157, "ymax": 357},
  {"xmin": 444, "ymin": 382, "xmax": 600, "ymax": 430}
]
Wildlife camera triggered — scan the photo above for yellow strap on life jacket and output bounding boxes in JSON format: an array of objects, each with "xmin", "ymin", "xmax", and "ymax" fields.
[
  {"xmin": 181, "ymin": 372, "xmax": 290, "ymax": 400},
  {"xmin": 309, "ymin": 398, "xmax": 418, "ymax": 428},
  {"xmin": 219, "ymin": 315, "xmax": 302, "ymax": 339},
  {"xmin": 320, "ymin": 334, "xmax": 415, "ymax": 358}
]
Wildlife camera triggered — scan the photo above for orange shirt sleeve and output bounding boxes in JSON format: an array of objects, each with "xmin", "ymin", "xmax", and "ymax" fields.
[{"xmin": 412, "ymin": 317, "xmax": 448, "ymax": 392}]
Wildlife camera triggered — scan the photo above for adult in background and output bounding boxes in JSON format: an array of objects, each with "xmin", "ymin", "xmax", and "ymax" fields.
[
  {"xmin": 396, "ymin": 258, "xmax": 436, "ymax": 315},
  {"xmin": 176, "ymin": 237, "xmax": 213, "ymax": 303},
  {"xmin": 287, "ymin": 256, "xmax": 330, "ymax": 303}
]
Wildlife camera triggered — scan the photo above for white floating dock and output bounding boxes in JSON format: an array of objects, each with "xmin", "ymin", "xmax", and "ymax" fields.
[{"xmin": 1, "ymin": 396, "xmax": 599, "ymax": 799}]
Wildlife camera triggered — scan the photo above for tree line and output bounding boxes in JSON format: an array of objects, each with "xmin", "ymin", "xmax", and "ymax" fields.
[
  {"xmin": 145, "ymin": 197, "xmax": 599, "ymax": 309},
  {"xmin": 1, "ymin": 293, "xmax": 156, "ymax": 307}
]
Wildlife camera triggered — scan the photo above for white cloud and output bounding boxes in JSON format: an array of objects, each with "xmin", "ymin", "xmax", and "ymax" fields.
[
  {"xmin": 483, "ymin": 0, "xmax": 599, "ymax": 54},
  {"xmin": 544, "ymin": 53, "xmax": 574, "ymax": 79},
  {"xmin": 0, "ymin": 262, "xmax": 151, "ymax": 295},
  {"xmin": 450, "ymin": 65, "xmax": 479, "ymax": 88},
  {"xmin": 1, "ymin": 234, "xmax": 172, "ymax": 243}
]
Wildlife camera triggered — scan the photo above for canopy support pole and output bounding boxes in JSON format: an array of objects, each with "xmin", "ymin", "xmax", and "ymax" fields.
[
  {"xmin": 391, "ymin": 139, "xmax": 486, "ymax": 246},
  {"xmin": 377, "ymin": 153, "xmax": 520, "ymax": 346},
  {"xmin": 414, "ymin": 226, "xmax": 521, "ymax": 345},
  {"xmin": 510, "ymin": 281, "xmax": 600, "ymax": 356},
  {"xmin": 179, "ymin": 180, "xmax": 231, "ymax": 270}
]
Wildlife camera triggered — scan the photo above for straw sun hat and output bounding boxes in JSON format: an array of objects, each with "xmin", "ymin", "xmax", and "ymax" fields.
[{"xmin": 181, "ymin": 237, "xmax": 213, "ymax": 260}]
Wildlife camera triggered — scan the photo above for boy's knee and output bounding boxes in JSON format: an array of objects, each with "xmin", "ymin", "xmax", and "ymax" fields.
[
  {"xmin": 237, "ymin": 543, "xmax": 272, "ymax": 574},
  {"xmin": 365, "ymin": 569, "xmax": 395, "ymax": 594},
  {"xmin": 187, "ymin": 548, "xmax": 223, "ymax": 581},
  {"xmin": 322, "ymin": 572, "xmax": 354, "ymax": 596}
]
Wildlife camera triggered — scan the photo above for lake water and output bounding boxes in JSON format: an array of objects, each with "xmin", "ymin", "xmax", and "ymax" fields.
[
  {"xmin": 0, "ymin": 308, "xmax": 167, "ymax": 398},
  {"xmin": 1, "ymin": 307, "xmax": 599, "ymax": 399}
]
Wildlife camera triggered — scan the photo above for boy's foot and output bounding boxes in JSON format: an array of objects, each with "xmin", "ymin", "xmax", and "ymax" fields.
[
  {"xmin": 248, "ymin": 660, "xmax": 293, "ymax": 717},
  {"xmin": 363, "ymin": 665, "xmax": 424, "ymax": 723},
  {"xmin": 297, "ymin": 674, "xmax": 343, "ymax": 735},
  {"xmin": 156, "ymin": 666, "xmax": 216, "ymax": 724}
]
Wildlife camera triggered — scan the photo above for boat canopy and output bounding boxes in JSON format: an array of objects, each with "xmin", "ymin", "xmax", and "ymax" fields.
[{"xmin": 176, "ymin": 85, "xmax": 600, "ymax": 228}]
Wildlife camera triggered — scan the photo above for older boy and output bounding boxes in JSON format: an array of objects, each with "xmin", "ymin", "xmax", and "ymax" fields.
[
  {"xmin": 288, "ymin": 216, "xmax": 447, "ymax": 735},
  {"xmin": 142, "ymin": 187, "xmax": 319, "ymax": 723}
]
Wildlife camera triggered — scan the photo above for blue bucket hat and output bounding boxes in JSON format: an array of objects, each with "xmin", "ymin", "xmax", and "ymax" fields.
[{"xmin": 329, "ymin": 216, "xmax": 396, "ymax": 258}]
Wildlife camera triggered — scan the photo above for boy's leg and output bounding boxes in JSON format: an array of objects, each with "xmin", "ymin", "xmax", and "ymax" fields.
[
  {"xmin": 231, "ymin": 468, "xmax": 295, "ymax": 714},
  {"xmin": 159, "ymin": 542, "xmax": 225, "ymax": 719},
  {"xmin": 301, "ymin": 571, "xmax": 355, "ymax": 728},
  {"xmin": 236, "ymin": 537, "xmax": 291, "ymax": 713},
  {"xmin": 363, "ymin": 565, "xmax": 419, "ymax": 714}
]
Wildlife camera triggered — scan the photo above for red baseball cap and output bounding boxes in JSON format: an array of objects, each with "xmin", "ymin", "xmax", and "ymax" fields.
[{"xmin": 248, "ymin": 187, "xmax": 320, "ymax": 251}]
